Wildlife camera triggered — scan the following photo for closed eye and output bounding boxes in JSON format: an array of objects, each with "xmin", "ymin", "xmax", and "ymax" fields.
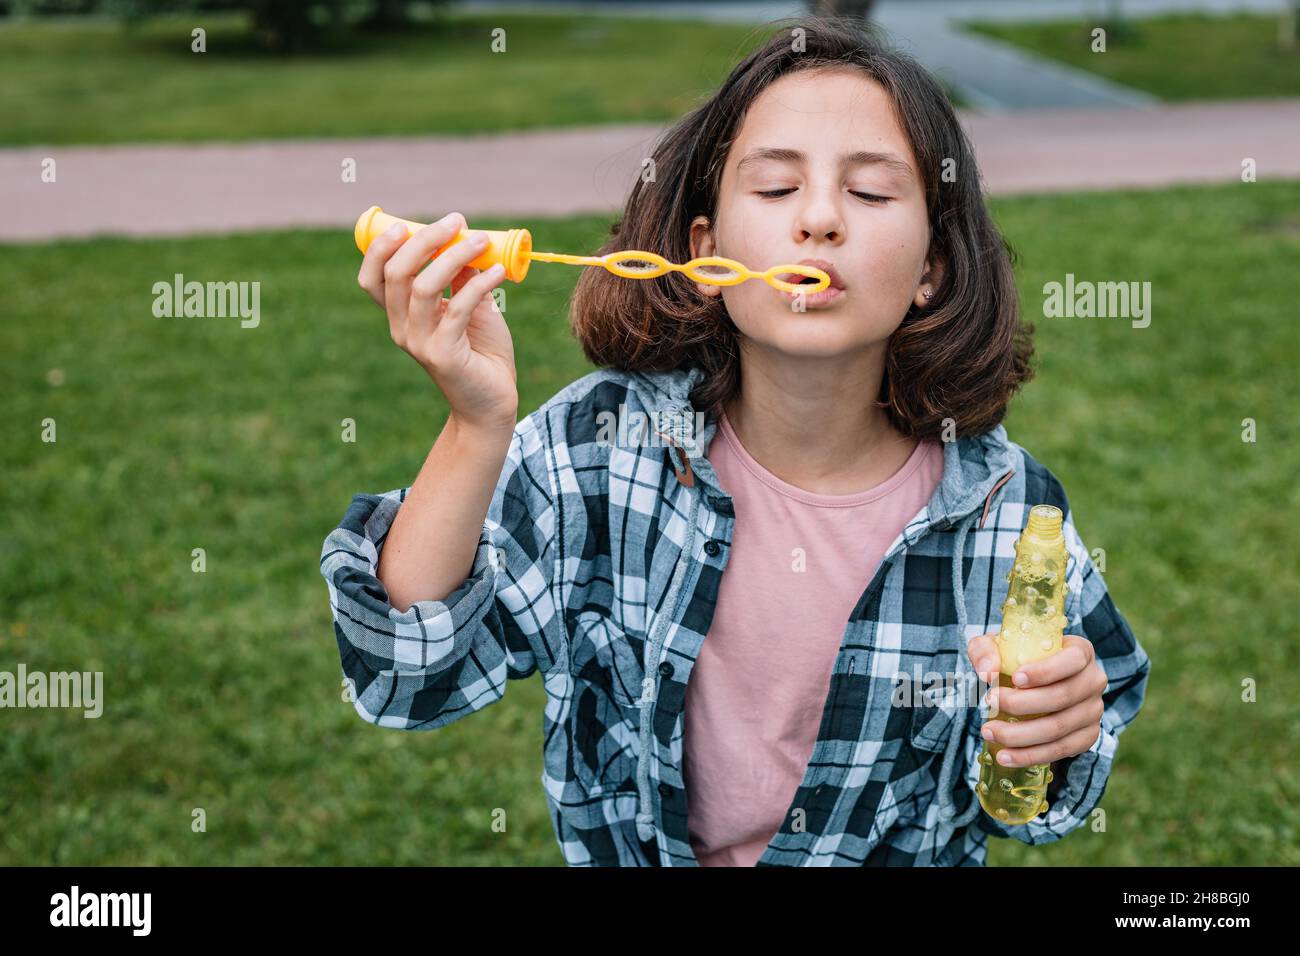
[{"xmin": 755, "ymin": 188, "xmax": 892, "ymax": 204}]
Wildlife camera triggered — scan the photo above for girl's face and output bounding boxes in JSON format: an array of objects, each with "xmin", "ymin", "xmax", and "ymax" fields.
[{"xmin": 690, "ymin": 67, "xmax": 938, "ymax": 357}]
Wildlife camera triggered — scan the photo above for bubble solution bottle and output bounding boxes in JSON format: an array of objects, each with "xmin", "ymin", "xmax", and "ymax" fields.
[{"xmin": 977, "ymin": 504, "xmax": 1068, "ymax": 825}]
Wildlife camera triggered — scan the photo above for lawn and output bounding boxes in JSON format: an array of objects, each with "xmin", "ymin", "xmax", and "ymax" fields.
[
  {"xmin": 0, "ymin": 12, "xmax": 771, "ymax": 145},
  {"xmin": 2, "ymin": 180, "xmax": 1298, "ymax": 865},
  {"xmin": 964, "ymin": 12, "xmax": 1300, "ymax": 101}
]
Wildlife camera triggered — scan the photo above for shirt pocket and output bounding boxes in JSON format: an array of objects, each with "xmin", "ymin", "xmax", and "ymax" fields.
[
  {"xmin": 569, "ymin": 611, "xmax": 644, "ymax": 796},
  {"xmin": 904, "ymin": 624, "xmax": 967, "ymax": 755},
  {"xmin": 571, "ymin": 610, "xmax": 647, "ymax": 709}
]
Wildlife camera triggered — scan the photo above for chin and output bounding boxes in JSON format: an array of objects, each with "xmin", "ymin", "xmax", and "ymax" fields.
[{"xmin": 747, "ymin": 319, "xmax": 871, "ymax": 357}]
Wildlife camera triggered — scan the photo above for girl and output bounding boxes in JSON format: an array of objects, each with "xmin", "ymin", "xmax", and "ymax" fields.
[{"xmin": 322, "ymin": 16, "xmax": 1150, "ymax": 866}]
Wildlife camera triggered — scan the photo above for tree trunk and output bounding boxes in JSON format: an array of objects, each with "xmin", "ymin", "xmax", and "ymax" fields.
[{"xmin": 251, "ymin": 0, "xmax": 316, "ymax": 53}]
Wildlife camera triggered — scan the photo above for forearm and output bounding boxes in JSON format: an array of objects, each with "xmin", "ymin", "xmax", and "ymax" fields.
[{"xmin": 377, "ymin": 414, "xmax": 514, "ymax": 611}]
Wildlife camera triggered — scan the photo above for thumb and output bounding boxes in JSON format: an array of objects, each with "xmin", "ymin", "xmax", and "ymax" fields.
[{"xmin": 966, "ymin": 632, "xmax": 1000, "ymax": 683}]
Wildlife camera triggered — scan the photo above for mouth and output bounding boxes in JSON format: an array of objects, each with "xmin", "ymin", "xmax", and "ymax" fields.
[
  {"xmin": 777, "ymin": 258, "xmax": 846, "ymax": 307},
  {"xmin": 778, "ymin": 259, "xmax": 845, "ymax": 290}
]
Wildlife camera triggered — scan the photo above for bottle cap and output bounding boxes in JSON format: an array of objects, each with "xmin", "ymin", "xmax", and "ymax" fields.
[{"xmin": 1025, "ymin": 504, "xmax": 1063, "ymax": 538}]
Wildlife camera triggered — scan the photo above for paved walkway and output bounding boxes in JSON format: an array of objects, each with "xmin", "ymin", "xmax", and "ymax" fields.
[
  {"xmin": 460, "ymin": 0, "xmax": 1290, "ymax": 110},
  {"xmin": 877, "ymin": 6, "xmax": 1159, "ymax": 111},
  {"xmin": 3, "ymin": 0, "xmax": 1298, "ymax": 241},
  {"xmin": 6, "ymin": 98, "xmax": 1298, "ymax": 242},
  {"xmin": 874, "ymin": 0, "xmax": 1287, "ymax": 111}
]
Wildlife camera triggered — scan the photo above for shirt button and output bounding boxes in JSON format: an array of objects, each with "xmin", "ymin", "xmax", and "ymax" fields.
[
  {"xmin": 658, "ymin": 661, "xmax": 674, "ymax": 678},
  {"xmin": 658, "ymin": 783, "xmax": 673, "ymax": 798},
  {"xmin": 704, "ymin": 539, "xmax": 722, "ymax": 556}
]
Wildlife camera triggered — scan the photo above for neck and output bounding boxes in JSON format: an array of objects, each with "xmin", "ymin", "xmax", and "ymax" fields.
[{"xmin": 721, "ymin": 343, "xmax": 919, "ymax": 495}]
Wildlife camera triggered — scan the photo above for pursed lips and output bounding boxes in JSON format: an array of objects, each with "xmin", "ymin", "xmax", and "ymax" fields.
[{"xmin": 778, "ymin": 258, "xmax": 846, "ymax": 290}]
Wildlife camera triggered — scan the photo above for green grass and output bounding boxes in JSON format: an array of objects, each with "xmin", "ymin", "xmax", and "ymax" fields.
[
  {"xmin": 2, "ymin": 180, "xmax": 1298, "ymax": 865},
  {"xmin": 964, "ymin": 12, "xmax": 1300, "ymax": 101},
  {"xmin": 0, "ymin": 12, "xmax": 770, "ymax": 145}
]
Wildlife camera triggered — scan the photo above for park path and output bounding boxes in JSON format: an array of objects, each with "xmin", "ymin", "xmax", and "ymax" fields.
[
  {"xmin": 459, "ymin": 0, "xmax": 1290, "ymax": 110},
  {"xmin": 3, "ymin": 98, "xmax": 1299, "ymax": 242}
]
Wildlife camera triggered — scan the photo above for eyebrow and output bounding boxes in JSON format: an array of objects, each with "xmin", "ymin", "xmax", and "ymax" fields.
[{"xmin": 735, "ymin": 146, "xmax": 914, "ymax": 181}]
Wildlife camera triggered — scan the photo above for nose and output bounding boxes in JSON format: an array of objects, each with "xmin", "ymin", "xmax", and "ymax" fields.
[{"xmin": 793, "ymin": 186, "xmax": 844, "ymax": 245}]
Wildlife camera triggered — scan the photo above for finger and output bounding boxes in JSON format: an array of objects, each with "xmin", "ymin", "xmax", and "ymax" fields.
[
  {"xmin": 403, "ymin": 221, "xmax": 489, "ymax": 295},
  {"xmin": 1092, "ymin": 661, "xmax": 1111, "ymax": 697},
  {"xmin": 382, "ymin": 212, "xmax": 466, "ymax": 331},
  {"xmin": 405, "ymin": 258, "xmax": 450, "ymax": 342},
  {"xmin": 985, "ymin": 660, "xmax": 1098, "ymax": 717},
  {"xmin": 991, "ymin": 722, "xmax": 1100, "ymax": 769},
  {"xmin": 982, "ymin": 694, "xmax": 1102, "ymax": 752},
  {"xmin": 407, "ymin": 233, "xmax": 491, "ymax": 334},
  {"xmin": 433, "ymin": 263, "xmax": 508, "ymax": 346},
  {"xmin": 1008, "ymin": 636, "xmax": 1092, "ymax": 688},
  {"xmin": 405, "ymin": 230, "xmax": 494, "ymax": 336},
  {"xmin": 357, "ymin": 221, "xmax": 409, "ymax": 307},
  {"xmin": 965, "ymin": 633, "xmax": 1000, "ymax": 683},
  {"xmin": 449, "ymin": 264, "xmax": 479, "ymax": 296},
  {"xmin": 385, "ymin": 211, "xmax": 466, "ymax": 283}
]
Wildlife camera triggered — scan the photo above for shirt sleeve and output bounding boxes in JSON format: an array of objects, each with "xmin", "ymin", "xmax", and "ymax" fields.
[
  {"xmin": 319, "ymin": 411, "xmax": 564, "ymax": 730},
  {"xmin": 969, "ymin": 491, "xmax": 1152, "ymax": 845}
]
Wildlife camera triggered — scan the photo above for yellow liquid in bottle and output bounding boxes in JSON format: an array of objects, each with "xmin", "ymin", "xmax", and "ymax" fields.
[{"xmin": 977, "ymin": 504, "xmax": 1067, "ymax": 825}]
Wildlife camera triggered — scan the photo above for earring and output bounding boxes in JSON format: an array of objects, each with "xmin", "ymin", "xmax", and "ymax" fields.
[{"xmin": 922, "ymin": 289, "xmax": 934, "ymax": 302}]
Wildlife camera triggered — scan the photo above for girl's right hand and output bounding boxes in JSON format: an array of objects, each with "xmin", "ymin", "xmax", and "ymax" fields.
[{"xmin": 357, "ymin": 211, "xmax": 519, "ymax": 436}]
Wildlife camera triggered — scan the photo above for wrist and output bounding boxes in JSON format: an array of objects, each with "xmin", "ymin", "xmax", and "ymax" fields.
[{"xmin": 448, "ymin": 411, "xmax": 516, "ymax": 452}]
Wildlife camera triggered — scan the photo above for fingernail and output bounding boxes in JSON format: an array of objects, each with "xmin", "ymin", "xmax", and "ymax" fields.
[
  {"xmin": 1013, "ymin": 672, "xmax": 1028, "ymax": 686},
  {"xmin": 490, "ymin": 263, "xmax": 505, "ymax": 276},
  {"xmin": 998, "ymin": 751, "xmax": 1014, "ymax": 765},
  {"xmin": 439, "ymin": 212, "xmax": 461, "ymax": 227},
  {"xmin": 385, "ymin": 223, "xmax": 405, "ymax": 239},
  {"xmin": 981, "ymin": 727, "xmax": 993, "ymax": 740}
]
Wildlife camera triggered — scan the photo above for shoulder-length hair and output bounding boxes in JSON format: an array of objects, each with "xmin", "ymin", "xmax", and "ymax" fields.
[{"xmin": 567, "ymin": 15, "xmax": 1035, "ymax": 440}]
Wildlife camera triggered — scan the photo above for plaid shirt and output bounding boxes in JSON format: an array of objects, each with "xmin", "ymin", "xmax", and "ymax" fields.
[{"xmin": 320, "ymin": 364, "xmax": 1151, "ymax": 866}]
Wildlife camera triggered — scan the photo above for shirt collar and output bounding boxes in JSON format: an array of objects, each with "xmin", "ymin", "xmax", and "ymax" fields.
[{"xmin": 629, "ymin": 362, "xmax": 1014, "ymax": 529}]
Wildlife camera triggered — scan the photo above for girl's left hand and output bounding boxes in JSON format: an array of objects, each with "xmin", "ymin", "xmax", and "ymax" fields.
[{"xmin": 965, "ymin": 633, "xmax": 1109, "ymax": 769}]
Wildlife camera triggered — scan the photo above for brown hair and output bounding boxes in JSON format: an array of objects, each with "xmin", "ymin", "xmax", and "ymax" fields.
[{"xmin": 568, "ymin": 14, "xmax": 1034, "ymax": 440}]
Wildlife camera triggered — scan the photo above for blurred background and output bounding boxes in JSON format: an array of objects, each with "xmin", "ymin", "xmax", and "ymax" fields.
[{"xmin": 1, "ymin": 0, "xmax": 1297, "ymax": 865}]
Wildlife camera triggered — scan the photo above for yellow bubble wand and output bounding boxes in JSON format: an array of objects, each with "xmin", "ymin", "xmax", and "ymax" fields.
[{"xmin": 353, "ymin": 206, "xmax": 831, "ymax": 295}]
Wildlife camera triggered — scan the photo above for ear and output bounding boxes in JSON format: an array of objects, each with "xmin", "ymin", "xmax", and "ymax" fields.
[
  {"xmin": 913, "ymin": 247, "xmax": 945, "ymax": 310},
  {"xmin": 689, "ymin": 215, "xmax": 722, "ymax": 299}
]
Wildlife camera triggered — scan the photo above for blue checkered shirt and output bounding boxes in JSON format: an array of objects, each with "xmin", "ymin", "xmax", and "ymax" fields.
[{"xmin": 320, "ymin": 364, "xmax": 1151, "ymax": 865}]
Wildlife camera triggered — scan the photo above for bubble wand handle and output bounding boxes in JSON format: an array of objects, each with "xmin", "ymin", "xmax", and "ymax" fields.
[{"xmin": 354, "ymin": 206, "xmax": 534, "ymax": 282}]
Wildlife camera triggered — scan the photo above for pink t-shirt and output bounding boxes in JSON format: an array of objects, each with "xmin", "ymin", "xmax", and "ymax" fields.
[{"xmin": 684, "ymin": 411, "xmax": 945, "ymax": 866}]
